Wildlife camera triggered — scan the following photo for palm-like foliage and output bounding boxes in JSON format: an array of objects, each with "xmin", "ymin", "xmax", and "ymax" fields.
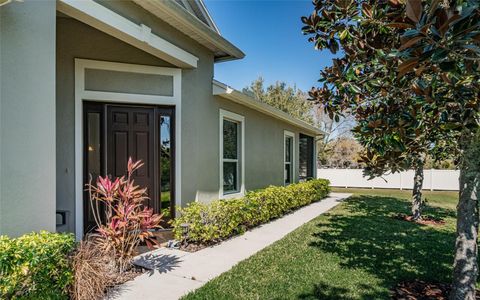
[{"xmin": 87, "ymin": 158, "xmax": 162, "ymax": 272}]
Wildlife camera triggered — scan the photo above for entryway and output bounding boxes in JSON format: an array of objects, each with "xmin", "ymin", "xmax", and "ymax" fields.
[{"xmin": 83, "ymin": 103, "xmax": 175, "ymax": 233}]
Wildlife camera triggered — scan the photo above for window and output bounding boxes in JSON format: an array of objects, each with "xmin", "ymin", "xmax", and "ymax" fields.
[
  {"xmin": 299, "ymin": 134, "xmax": 315, "ymax": 180},
  {"xmin": 223, "ymin": 119, "xmax": 238, "ymax": 192},
  {"xmin": 220, "ymin": 109, "xmax": 244, "ymax": 197},
  {"xmin": 159, "ymin": 113, "xmax": 174, "ymax": 221},
  {"xmin": 284, "ymin": 131, "xmax": 295, "ymax": 185}
]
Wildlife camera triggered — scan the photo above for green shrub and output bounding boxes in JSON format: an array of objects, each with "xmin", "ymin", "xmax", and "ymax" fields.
[
  {"xmin": 173, "ymin": 179, "xmax": 330, "ymax": 244},
  {"xmin": 0, "ymin": 231, "xmax": 75, "ymax": 300}
]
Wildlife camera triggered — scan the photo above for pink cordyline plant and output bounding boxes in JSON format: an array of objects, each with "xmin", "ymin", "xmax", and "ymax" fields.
[{"xmin": 87, "ymin": 158, "xmax": 162, "ymax": 272}]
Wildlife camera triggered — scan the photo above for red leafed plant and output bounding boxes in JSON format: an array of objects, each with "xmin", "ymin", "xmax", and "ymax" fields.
[{"xmin": 87, "ymin": 158, "xmax": 162, "ymax": 272}]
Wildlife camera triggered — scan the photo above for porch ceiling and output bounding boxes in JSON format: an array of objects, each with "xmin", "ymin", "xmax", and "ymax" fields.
[{"xmin": 57, "ymin": 0, "xmax": 199, "ymax": 68}]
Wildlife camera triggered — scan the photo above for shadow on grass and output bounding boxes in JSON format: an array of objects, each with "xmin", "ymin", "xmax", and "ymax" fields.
[
  {"xmin": 298, "ymin": 282, "xmax": 381, "ymax": 300},
  {"xmin": 306, "ymin": 195, "xmax": 456, "ymax": 299}
]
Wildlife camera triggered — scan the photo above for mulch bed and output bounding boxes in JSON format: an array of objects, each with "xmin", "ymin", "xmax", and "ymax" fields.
[
  {"xmin": 393, "ymin": 214, "xmax": 446, "ymax": 226},
  {"xmin": 180, "ymin": 243, "xmax": 207, "ymax": 252},
  {"xmin": 391, "ymin": 280, "xmax": 480, "ymax": 299},
  {"xmin": 111, "ymin": 265, "xmax": 145, "ymax": 285}
]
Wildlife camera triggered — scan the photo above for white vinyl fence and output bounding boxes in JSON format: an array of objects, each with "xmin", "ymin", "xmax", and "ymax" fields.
[{"xmin": 317, "ymin": 168, "xmax": 459, "ymax": 191}]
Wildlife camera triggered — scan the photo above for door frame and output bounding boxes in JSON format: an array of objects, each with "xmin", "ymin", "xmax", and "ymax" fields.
[
  {"xmin": 74, "ymin": 58, "xmax": 182, "ymax": 240},
  {"xmin": 83, "ymin": 103, "xmax": 175, "ymax": 234}
]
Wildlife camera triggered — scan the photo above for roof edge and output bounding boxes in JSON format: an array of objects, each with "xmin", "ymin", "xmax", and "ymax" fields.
[
  {"xmin": 197, "ymin": 0, "xmax": 221, "ymax": 34},
  {"xmin": 213, "ymin": 80, "xmax": 323, "ymax": 136},
  {"xmin": 133, "ymin": 0, "xmax": 245, "ymax": 61}
]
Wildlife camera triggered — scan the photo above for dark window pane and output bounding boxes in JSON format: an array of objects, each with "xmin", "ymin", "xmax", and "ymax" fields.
[
  {"xmin": 285, "ymin": 136, "xmax": 292, "ymax": 162},
  {"xmin": 285, "ymin": 163, "xmax": 292, "ymax": 184},
  {"xmin": 223, "ymin": 120, "xmax": 238, "ymax": 159},
  {"xmin": 223, "ymin": 161, "xmax": 238, "ymax": 192},
  {"xmin": 299, "ymin": 134, "xmax": 314, "ymax": 179},
  {"xmin": 86, "ymin": 110, "xmax": 103, "ymax": 233},
  {"xmin": 160, "ymin": 116, "xmax": 172, "ymax": 220},
  {"xmin": 87, "ymin": 112, "xmax": 101, "ymax": 177}
]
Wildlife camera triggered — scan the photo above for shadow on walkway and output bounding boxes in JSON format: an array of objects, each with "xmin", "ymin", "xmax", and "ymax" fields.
[{"xmin": 133, "ymin": 253, "xmax": 183, "ymax": 275}]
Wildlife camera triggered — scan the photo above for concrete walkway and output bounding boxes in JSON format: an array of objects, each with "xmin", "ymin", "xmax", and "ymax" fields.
[{"xmin": 108, "ymin": 193, "xmax": 350, "ymax": 300}]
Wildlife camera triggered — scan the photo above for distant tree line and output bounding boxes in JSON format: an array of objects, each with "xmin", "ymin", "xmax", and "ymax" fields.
[{"xmin": 245, "ymin": 77, "xmax": 456, "ymax": 171}]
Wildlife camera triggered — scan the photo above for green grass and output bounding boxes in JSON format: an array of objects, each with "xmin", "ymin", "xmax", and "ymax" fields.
[
  {"xmin": 332, "ymin": 187, "xmax": 458, "ymax": 210},
  {"xmin": 182, "ymin": 188, "xmax": 458, "ymax": 300}
]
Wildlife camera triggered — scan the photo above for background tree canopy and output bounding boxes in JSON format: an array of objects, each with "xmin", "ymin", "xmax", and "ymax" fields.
[
  {"xmin": 245, "ymin": 77, "xmax": 357, "ymax": 166},
  {"xmin": 243, "ymin": 77, "xmax": 314, "ymax": 124}
]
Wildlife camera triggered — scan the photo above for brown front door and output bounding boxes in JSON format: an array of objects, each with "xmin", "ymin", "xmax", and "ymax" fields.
[
  {"xmin": 107, "ymin": 106, "xmax": 157, "ymax": 210},
  {"xmin": 83, "ymin": 103, "xmax": 175, "ymax": 234}
]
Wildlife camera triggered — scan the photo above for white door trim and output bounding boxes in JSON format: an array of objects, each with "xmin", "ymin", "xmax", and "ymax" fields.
[{"xmin": 74, "ymin": 58, "xmax": 182, "ymax": 240}]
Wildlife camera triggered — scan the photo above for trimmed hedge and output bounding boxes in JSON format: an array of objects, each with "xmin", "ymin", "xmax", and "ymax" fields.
[
  {"xmin": 172, "ymin": 179, "xmax": 330, "ymax": 244},
  {"xmin": 0, "ymin": 231, "xmax": 75, "ymax": 300}
]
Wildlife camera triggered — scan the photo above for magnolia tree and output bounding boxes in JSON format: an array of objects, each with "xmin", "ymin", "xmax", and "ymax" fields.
[
  {"xmin": 303, "ymin": 0, "xmax": 458, "ymax": 222},
  {"xmin": 302, "ymin": 0, "xmax": 479, "ymax": 298},
  {"xmin": 355, "ymin": 107, "xmax": 458, "ymax": 220}
]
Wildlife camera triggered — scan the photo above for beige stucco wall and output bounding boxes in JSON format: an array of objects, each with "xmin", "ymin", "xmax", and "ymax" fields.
[
  {"xmin": 56, "ymin": 17, "xmax": 175, "ymax": 233},
  {"xmin": 0, "ymin": 0, "xmax": 317, "ymax": 238},
  {"xmin": 0, "ymin": 0, "xmax": 57, "ymax": 237},
  {"xmin": 56, "ymin": 1, "xmax": 316, "ymax": 235},
  {"xmin": 56, "ymin": 0, "xmax": 215, "ymax": 233},
  {"xmin": 95, "ymin": 1, "xmax": 316, "ymax": 203},
  {"xmin": 0, "ymin": 4, "xmax": 2, "ymax": 235},
  {"xmin": 94, "ymin": 1, "xmax": 216, "ymax": 208},
  {"xmin": 221, "ymin": 100, "xmax": 302, "ymax": 190},
  {"xmin": 193, "ymin": 96, "xmax": 310, "ymax": 203}
]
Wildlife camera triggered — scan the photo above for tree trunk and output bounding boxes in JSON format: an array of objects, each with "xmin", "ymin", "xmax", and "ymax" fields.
[
  {"xmin": 411, "ymin": 161, "xmax": 425, "ymax": 221},
  {"xmin": 450, "ymin": 130, "xmax": 480, "ymax": 300}
]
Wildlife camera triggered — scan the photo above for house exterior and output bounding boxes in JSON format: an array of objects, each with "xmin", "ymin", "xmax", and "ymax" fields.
[{"xmin": 0, "ymin": 0, "xmax": 321, "ymax": 239}]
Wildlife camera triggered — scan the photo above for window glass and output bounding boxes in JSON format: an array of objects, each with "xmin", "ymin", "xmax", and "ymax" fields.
[
  {"xmin": 222, "ymin": 117, "xmax": 241, "ymax": 194},
  {"xmin": 85, "ymin": 110, "xmax": 103, "ymax": 233},
  {"xmin": 223, "ymin": 120, "xmax": 238, "ymax": 159},
  {"xmin": 285, "ymin": 136, "xmax": 292, "ymax": 162},
  {"xmin": 87, "ymin": 112, "xmax": 101, "ymax": 177},
  {"xmin": 285, "ymin": 135, "xmax": 293, "ymax": 184},
  {"xmin": 223, "ymin": 161, "xmax": 238, "ymax": 192},
  {"xmin": 284, "ymin": 163, "xmax": 292, "ymax": 185},
  {"xmin": 299, "ymin": 134, "xmax": 314, "ymax": 179},
  {"xmin": 160, "ymin": 115, "xmax": 172, "ymax": 220}
]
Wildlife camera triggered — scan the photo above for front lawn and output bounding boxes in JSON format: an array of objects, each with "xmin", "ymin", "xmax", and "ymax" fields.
[
  {"xmin": 331, "ymin": 188, "xmax": 458, "ymax": 210},
  {"xmin": 182, "ymin": 188, "xmax": 458, "ymax": 299}
]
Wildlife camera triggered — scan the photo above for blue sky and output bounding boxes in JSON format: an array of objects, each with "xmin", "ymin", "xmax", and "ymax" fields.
[{"xmin": 204, "ymin": 0, "xmax": 336, "ymax": 92}]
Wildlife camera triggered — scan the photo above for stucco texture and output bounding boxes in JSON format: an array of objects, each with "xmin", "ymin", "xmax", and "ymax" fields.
[
  {"xmin": 191, "ymin": 96, "xmax": 306, "ymax": 203},
  {"xmin": 56, "ymin": 0, "xmax": 215, "ymax": 234},
  {"xmin": 1, "ymin": 0, "xmax": 57, "ymax": 237},
  {"xmin": 55, "ymin": 1, "xmax": 315, "ymax": 236}
]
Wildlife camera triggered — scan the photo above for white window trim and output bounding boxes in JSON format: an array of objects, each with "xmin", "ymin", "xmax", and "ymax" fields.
[
  {"xmin": 219, "ymin": 109, "xmax": 245, "ymax": 199},
  {"xmin": 74, "ymin": 58, "xmax": 182, "ymax": 240},
  {"xmin": 284, "ymin": 130, "xmax": 295, "ymax": 185}
]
